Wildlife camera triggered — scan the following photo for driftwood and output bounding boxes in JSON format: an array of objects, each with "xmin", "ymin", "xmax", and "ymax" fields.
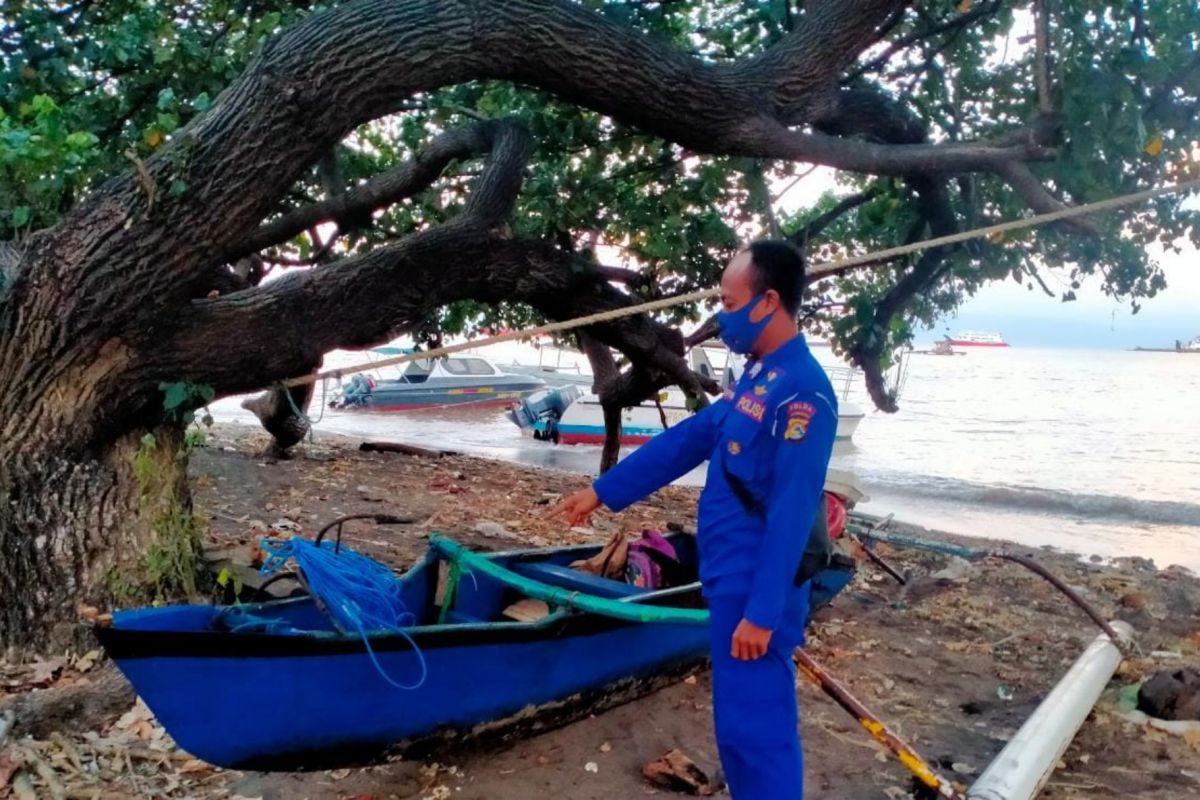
[{"xmin": 359, "ymin": 441, "xmax": 459, "ymax": 458}]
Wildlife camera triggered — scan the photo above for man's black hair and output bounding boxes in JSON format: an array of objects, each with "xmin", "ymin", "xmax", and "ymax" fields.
[{"xmin": 747, "ymin": 239, "xmax": 806, "ymax": 315}]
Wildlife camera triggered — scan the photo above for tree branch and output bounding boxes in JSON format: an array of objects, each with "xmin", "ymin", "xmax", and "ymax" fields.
[
  {"xmin": 846, "ymin": 1, "xmax": 1003, "ymax": 82},
  {"xmin": 788, "ymin": 187, "xmax": 880, "ymax": 251},
  {"xmin": 38, "ymin": 0, "xmax": 1061, "ymax": 307},
  {"xmin": 1033, "ymin": 0, "xmax": 1054, "ymax": 116},
  {"xmin": 227, "ymin": 121, "xmax": 514, "ymax": 261},
  {"xmin": 994, "ymin": 162, "xmax": 1101, "ymax": 236}
]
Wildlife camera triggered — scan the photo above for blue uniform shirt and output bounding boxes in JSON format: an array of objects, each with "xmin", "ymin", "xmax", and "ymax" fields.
[{"xmin": 594, "ymin": 336, "xmax": 838, "ymax": 630}]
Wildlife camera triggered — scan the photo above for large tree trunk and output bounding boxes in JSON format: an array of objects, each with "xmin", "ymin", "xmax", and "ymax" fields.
[{"xmin": 0, "ymin": 422, "xmax": 193, "ymax": 652}]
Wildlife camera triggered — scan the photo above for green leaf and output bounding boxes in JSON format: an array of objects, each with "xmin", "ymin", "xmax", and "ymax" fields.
[
  {"xmin": 156, "ymin": 87, "xmax": 176, "ymax": 111},
  {"xmin": 64, "ymin": 131, "xmax": 99, "ymax": 150},
  {"xmin": 160, "ymin": 381, "xmax": 189, "ymax": 410},
  {"xmin": 192, "ymin": 92, "xmax": 212, "ymax": 112},
  {"xmin": 169, "ymin": 178, "xmax": 188, "ymax": 197},
  {"xmin": 11, "ymin": 207, "xmax": 30, "ymax": 227}
]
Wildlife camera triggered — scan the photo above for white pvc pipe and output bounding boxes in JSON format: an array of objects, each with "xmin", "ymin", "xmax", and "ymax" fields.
[{"xmin": 968, "ymin": 621, "xmax": 1133, "ymax": 800}]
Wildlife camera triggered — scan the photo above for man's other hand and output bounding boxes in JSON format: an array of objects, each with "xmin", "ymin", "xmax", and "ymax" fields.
[
  {"xmin": 731, "ymin": 617, "xmax": 772, "ymax": 661},
  {"xmin": 546, "ymin": 487, "xmax": 601, "ymax": 527}
]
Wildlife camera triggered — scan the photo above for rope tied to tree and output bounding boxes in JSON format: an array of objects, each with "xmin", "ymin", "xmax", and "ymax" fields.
[{"xmin": 277, "ymin": 176, "xmax": 1200, "ymax": 392}]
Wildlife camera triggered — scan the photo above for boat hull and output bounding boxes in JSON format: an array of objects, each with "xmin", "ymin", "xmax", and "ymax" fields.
[
  {"xmin": 98, "ymin": 614, "xmax": 706, "ymax": 770},
  {"xmin": 553, "ymin": 408, "xmax": 865, "ymax": 445},
  {"xmin": 350, "ymin": 379, "xmax": 545, "ymax": 411},
  {"xmin": 946, "ymin": 340, "xmax": 1009, "ymax": 348}
]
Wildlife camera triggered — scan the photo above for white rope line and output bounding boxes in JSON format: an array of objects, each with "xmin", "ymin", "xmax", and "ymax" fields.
[{"xmin": 284, "ymin": 176, "xmax": 1200, "ymax": 389}]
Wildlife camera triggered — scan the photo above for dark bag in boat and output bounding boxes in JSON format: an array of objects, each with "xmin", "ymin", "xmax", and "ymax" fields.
[{"xmin": 720, "ymin": 452, "xmax": 832, "ymax": 586}]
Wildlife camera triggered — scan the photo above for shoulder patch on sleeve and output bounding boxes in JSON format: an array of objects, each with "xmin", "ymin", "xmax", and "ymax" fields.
[{"xmin": 782, "ymin": 401, "xmax": 817, "ymax": 442}]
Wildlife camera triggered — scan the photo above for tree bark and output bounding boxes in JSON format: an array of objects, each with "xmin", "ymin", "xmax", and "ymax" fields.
[
  {"xmin": 240, "ymin": 381, "xmax": 315, "ymax": 458},
  {"xmin": 0, "ymin": 425, "xmax": 191, "ymax": 651}
]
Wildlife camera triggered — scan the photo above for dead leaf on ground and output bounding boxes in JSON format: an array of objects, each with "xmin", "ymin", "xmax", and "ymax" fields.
[
  {"xmin": 643, "ymin": 748, "xmax": 723, "ymax": 796},
  {"xmin": 74, "ymin": 649, "xmax": 101, "ymax": 673},
  {"xmin": 0, "ymin": 753, "xmax": 22, "ymax": 787},
  {"xmin": 29, "ymin": 657, "xmax": 66, "ymax": 686},
  {"xmin": 114, "ymin": 698, "xmax": 155, "ymax": 732}
]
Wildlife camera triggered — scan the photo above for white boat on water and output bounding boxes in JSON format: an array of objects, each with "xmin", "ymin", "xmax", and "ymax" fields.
[
  {"xmin": 498, "ymin": 344, "xmax": 594, "ymax": 387},
  {"xmin": 510, "ymin": 342, "xmax": 867, "ymax": 445},
  {"xmin": 946, "ymin": 330, "xmax": 1009, "ymax": 347}
]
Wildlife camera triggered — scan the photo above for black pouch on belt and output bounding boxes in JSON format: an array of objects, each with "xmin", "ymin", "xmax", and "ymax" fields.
[{"xmin": 720, "ymin": 452, "xmax": 832, "ymax": 586}]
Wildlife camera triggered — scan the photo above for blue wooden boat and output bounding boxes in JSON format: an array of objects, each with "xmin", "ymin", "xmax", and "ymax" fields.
[{"xmin": 95, "ymin": 535, "xmax": 709, "ymax": 770}]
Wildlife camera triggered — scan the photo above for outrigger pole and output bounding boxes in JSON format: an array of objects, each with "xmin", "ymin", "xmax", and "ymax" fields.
[
  {"xmin": 794, "ymin": 648, "xmax": 968, "ymax": 800},
  {"xmin": 967, "ymin": 622, "xmax": 1132, "ymax": 800}
]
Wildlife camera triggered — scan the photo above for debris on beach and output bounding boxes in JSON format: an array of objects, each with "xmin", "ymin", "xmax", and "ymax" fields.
[{"xmin": 642, "ymin": 748, "xmax": 722, "ymax": 795}]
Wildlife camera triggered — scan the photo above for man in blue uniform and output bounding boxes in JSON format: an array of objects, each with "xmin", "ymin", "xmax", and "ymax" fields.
[{"xmin": 551, "ymin": 240, "xmax": 838, "ymax": 799}]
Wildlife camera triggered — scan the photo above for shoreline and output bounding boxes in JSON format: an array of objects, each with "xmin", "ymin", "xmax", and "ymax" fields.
[
  {"xmin": 207, "ymin": 419, "xmax": 1198, "ymax": 576},
  {"xmin": 2, "ymin": 422, "xmax": 1197, "ymax": 799}
]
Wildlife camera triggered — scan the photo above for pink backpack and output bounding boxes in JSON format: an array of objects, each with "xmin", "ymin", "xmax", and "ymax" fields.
[{"xmin": 625, "ymin": 530, "xmax": 683, "ymax": 590}]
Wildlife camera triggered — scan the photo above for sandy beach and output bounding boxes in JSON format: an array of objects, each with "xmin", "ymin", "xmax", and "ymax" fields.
[{"xmin": 2, "ymin": 424, "xmax": 1197, "ymax": 799}]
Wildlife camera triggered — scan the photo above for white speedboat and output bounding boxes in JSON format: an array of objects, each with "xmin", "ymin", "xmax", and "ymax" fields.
[
  {"xmin": 332, "ymin": 354, "xmax": 545, "ymax": 411},
  {"xmin": 509, "ymin": 342, "xmax": 865, "ymax": 445}
]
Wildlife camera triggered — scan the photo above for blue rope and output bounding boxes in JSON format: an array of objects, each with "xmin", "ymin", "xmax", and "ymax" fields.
[{"xmin": 258, "ymin": 537, "xmax": 427, "ymax": 690}]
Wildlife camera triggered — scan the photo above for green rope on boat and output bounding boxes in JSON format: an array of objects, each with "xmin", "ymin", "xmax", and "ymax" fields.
[
  {"xmin": 430, "ymin": 535, "xmax": 710, "ymax": 626},
  {"xmin": 437, "ymin": 559, "xmax": 462, "ymax": 625}
]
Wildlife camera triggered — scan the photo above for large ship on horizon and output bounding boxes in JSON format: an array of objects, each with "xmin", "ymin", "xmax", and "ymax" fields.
[{"xmin": 946, "ymin": 330, "xmax": 1010, "ymax": 348}]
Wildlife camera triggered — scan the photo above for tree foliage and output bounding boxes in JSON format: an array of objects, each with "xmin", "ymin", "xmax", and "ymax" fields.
[{"xmin": 2, "ymin": 0, "xmax": 1198, "ymax": 380}]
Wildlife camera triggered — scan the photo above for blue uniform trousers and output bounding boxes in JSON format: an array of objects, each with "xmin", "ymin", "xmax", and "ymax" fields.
[{"xmin": 707, "ymin": 584, "xmax": 809, "ymax": 799}]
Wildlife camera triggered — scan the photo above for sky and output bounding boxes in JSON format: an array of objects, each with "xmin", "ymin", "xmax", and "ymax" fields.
[{"xmin": 944, "ymin": 245, "xmax": 1199, "ymax": 349}]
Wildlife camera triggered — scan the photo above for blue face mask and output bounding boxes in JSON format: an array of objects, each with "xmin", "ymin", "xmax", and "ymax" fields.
[{"xmin": 717, "ymin": 293, "xmax": 772, "ymax": 354}]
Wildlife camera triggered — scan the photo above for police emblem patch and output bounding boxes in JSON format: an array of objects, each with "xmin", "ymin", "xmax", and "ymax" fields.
[
  {"xmin": 783, "ymin": 401, "xmax": 816, "ymax": 441},
  {"xmin": 753, "ymin": 384, "xmax": 767, "ymax": 396},
  {"xmin": 727, "ymin": 440, "xmax": 741, "ymax": 455}
]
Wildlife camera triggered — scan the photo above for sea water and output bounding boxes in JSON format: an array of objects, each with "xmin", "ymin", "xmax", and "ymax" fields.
[{"xmin": 211, "ymin": 344, "xmax": 1200, "ymax": 572}]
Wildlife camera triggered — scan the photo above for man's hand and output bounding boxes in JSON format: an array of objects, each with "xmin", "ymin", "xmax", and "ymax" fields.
[
  {"xmin": 731, "ymin": 618, "xmax": 772, "ymax": 661},
  {"xmin": 546, "ymin": 487, "xmax": 602, "ymax": 527}
]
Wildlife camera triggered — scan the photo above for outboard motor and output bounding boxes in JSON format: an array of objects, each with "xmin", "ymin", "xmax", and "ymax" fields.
[
  {"xmin": 507, "ymin": 386, "xmax": 580, "ymax": 442},
  {"xmin": 334, "ymin": 375, "xmax": 376, "ymax": 408}
]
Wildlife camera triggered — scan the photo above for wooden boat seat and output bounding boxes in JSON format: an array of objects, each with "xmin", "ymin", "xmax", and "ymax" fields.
[{"xmin": 510, "ymin": 561, "xmax": 646, "ymax": 599}]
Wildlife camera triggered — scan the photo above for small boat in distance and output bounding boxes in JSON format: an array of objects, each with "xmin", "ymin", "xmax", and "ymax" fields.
[
  {"xmin": 946, "ymin": 330, "xmax": 1009, "ymax": 348},
  {"xmin": 946, "ymin": 330, "xmax": 1009, "ymax": 347},
  {"xmin": 914, "ymin": 340, "xmax": 967, "ymax": 356},
  {"xmin": 1133, "ymin": 335, "xmax": 1200, "ymax": 354},
  {"xmin": 332, "ymin": 355, "xmax": 545, "ymax": 411}
]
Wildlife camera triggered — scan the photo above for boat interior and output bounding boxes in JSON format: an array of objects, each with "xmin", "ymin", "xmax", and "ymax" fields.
[{"xmin": 110, "ymin": 535, "xmax": 703, "ymax": 637}]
